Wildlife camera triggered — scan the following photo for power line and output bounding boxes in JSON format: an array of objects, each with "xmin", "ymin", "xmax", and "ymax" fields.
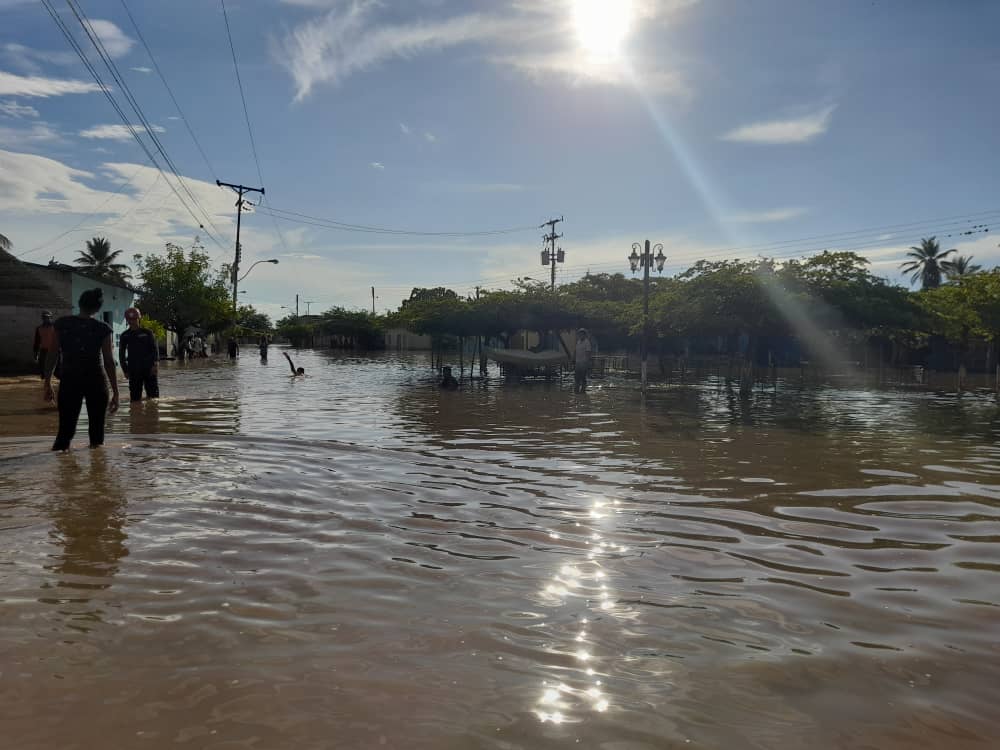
[
  {"xmin": 259, "ymin": 205, "xmax": 541, "ymax": 237},
  {"xmin": 118, "ymin": 0, "xmax": 217, "ymax": 180},
  {"xmin": 60, "ymin": 0, "xmax": 227, "ymax": 248},
  {"xmin": 39, "ymin": 0, "xmax": 222, "ymax": 252},
  {"xmin": 16, "ymin": 165, "xmax": 150, "ymax": 258},
  {"xmin": 219, "ymin": 0, "xmax": 291, "ymax": 257}
]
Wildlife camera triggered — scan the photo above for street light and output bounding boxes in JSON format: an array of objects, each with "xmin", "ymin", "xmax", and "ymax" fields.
[
  {"xmin": 628, "ymin": 239, "xmax": 666, "ymax": 392},
  {"xmin": 237, "ymin": 258, "xmax": 279, "ymax": 283}
]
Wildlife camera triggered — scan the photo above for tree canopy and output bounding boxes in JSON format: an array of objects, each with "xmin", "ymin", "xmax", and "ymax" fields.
[{"xmin": 133, "ymin": 244, "xmax": 231, "ymax": 334}]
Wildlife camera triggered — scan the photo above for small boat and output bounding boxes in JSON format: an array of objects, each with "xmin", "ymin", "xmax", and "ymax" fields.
[{"xmin": 486, "ymin": 348, "xmax": 568, "ymax": 367}]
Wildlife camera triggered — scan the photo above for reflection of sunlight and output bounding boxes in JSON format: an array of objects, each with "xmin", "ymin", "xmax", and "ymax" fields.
[
  {"xmin": 533, "ymin": 493, "xmax": 638, "ymax": 724},
  {"xmin": 572, "ymin": 0, "xmax": 633, "ymax": 61}
]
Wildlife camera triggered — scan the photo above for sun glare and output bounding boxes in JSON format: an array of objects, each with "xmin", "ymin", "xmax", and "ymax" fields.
[{"xmin": 572, "ymin": 0, "xmax": 634, "ymax": 61}]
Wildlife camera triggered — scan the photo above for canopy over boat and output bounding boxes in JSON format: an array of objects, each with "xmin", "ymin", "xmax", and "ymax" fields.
[{"xmin": 486, "ymin": 348, "xmax": 568, "ymax": 367}]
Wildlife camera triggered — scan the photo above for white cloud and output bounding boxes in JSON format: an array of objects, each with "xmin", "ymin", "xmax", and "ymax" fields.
[
  {"xmin": 274, "ymin": 2, "xmax": 697, "ymax": 100},
  {"xmin": 0, "ymin": 99, "xmax": 39, "ymax": 118},
  {"xmin": 399, "ymin": 122, "xmax": 410, "ymax": 135},
  {"xmin": 721, "ymin": 106, "xmax": 835, "ymax": 144},
  {"xmin": 79, "ymin": 123, "xmax": 166, "ymax": 140},
  {"xmin": 130, "ymin": 66, "xmax": 153, "ymax": 74},
  {"xmin": 370, "ymin": 161, "xmax": 385, "ymax": 170},
  {"xmin": 729, "ymin": 207, "xmax": 808, "ymax": 223},
  {"xmin": 276, "ymin": 4, "xmax": 512, "ymax": 100},
  {"xmin": 496, "ymin": 49, "xmax": 687, "ymax": 95},
  {"xmin": 0, "ymin": 71, "xmax": 102, "ymax": 98},
  {"xmin": 0, "ymin": 123, "xmax": 62, "ymax": 149},
  {"xmin": 423, "ymin": 130, "xmax": 436, "ymax": 143},
  {"xmin": 87, "ymin": 20, "xmax": 135, "ymax": 59},
  {"xmin": 0, "ymin": 149, "xmax": 235, "ymax": 251}
]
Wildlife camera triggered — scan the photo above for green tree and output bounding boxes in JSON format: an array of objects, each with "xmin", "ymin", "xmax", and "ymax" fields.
[
  {"xmin": 133, "ymin": 244, "xmax": 231, "ymax": 335},
  {"xmin": 942, "ymin": 254, "xmax": 982, "ymax": 281},
  {"xmin": 236, "ymin": 305, "xmax": 273, "ymax": 334},
  {"xmin": 75, "ymin": 236, "xmax": 131, "ymax": 283},
  {"xmin": 900, "ymin": 237, "xmax": 955, "ymax": 290}
]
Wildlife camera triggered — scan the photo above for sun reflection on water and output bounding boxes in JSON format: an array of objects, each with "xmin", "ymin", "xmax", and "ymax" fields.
[{"xmin": 533, "ymin": 493, "xmax": 638, "ymax": 723}]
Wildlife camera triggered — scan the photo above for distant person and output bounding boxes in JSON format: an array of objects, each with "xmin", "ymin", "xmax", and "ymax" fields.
[
  {"xmin": 44, "ymin": 288, "xmax": 120, "ymax": 451},
  {"xmin": 259, "ymin": 335, "xmax": 269, "ymax": 361},
  {"xmin": 33, "ymin": 310, "xmax": 57, "ymax": 378},
  {"xmin": 283, "ymin": 351, "xmax": 305, "ymax": 376},
  {"xmin": 574, "ymin": 328, "xmax": 592, "ymax": 394},
  {"xmin": 440, "ymin": 365, "xmax": 459, "ymax": 390},
  {"xmin": 118, "ymin": 307, "xmax": 159, "ymax": 402},
  {"xmin": 227, "ymin": 337, "xmax": 239, "ymax": 359}
]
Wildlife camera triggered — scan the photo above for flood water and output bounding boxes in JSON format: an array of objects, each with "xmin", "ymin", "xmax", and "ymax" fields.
[{"xmin": 1, "ymin": 349, "xmax": 998, "ymax": 749}]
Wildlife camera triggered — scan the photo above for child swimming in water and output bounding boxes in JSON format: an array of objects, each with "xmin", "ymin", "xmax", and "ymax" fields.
[{"xmin": 283, "ymin": 351, "xmax": 305, "ymax": 376}]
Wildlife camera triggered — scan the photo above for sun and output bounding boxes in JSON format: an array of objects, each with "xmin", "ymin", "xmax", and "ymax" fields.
[{"xmin": 572, "ymin": 0, "xmax": 634, "ymax": 61}]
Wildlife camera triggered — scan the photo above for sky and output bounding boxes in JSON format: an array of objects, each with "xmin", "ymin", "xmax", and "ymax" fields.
[{"xmin": 2, "ymin": 0, "xmax": 999, "ymax": 322}]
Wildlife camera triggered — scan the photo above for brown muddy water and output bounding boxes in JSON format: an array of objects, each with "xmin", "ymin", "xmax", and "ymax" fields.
[{"xmin": 1, "ymin": 350, "xmax": 998, "ymax": 749}]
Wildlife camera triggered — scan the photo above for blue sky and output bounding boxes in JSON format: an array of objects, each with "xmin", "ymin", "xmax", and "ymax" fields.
[{"xmin": 2, "ymin": 0, "xmax": 999, "ymax": 320}]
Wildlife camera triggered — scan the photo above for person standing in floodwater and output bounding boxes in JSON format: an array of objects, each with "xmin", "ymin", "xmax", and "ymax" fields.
[
  {"xmin": 118, "ymin": 307, "xmax": 159, "ymax": 402},
  {"xmin": 574, "ymin": 328, "xmax": 592, "ymax": 393},
  {"xmin": 44, "ymin": 288, "xmax": 120, "ymax": 451},
  {"xmin": 259, "ymin": 335, "xmax": 268, "ymax": 361},
  {"xmin": 228, "ymin": 338, "xmax": 239, "ymax": 359},
  {"xmin": 33, "ymin": 310, "xmax": 57, "ymax": 378},
  {"xmin": 440, "ymin": 366, "xmax": 459, "ymax": 390}
]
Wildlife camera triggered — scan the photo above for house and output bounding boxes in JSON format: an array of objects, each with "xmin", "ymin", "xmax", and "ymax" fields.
[{"xmin": 0, "ymin": 248, "xmax": 134, "ymax": 373}]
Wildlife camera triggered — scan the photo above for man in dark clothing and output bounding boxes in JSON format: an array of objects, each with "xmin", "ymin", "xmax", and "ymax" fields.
[
  {"xmin": 33, "ymin": 310, "xmax": 57, "ymax": 378},
  {"xmin": 45, "ymin": 288, "xmax": 120, "ymax": 451},
  {"xmin": 440, "ymin": 366, "xmax": 459, "ymax": 390},
  {"xmin": 118, "ymin": 307, "xmax": 159, "ymax": 402}
]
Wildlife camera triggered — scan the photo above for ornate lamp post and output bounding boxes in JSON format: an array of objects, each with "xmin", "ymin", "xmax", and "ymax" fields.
[{"xmin": 628, "ymin": 239, "xmax": 666, "ymax": 392}]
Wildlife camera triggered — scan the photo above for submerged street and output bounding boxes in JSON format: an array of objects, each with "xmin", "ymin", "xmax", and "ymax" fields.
[{"xmin": 1, "ymin": 352, "xmax": 998, "ymax": 748}]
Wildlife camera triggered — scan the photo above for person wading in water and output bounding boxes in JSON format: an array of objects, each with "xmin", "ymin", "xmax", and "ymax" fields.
[
  {"xmin": 44, "ymin": 288, "xmax": 120, "ymax": 451},
  {"xmin": 119, "ymin": 307, "xmax": 159, "ymax": 402}
]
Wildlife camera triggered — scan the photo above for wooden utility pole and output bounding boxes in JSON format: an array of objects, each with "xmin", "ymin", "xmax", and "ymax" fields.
[
  {"xmin": 629, "ymin": 239, "xmax": 666, "ymax": 392},
  {"xmin": 216, "ymin": 180, "xmax": 264, "ymax": 321},
  {"xmin": 540, "ymin": 216, "xmax": 564, "ymax": 291},
  {"xmin": 295, "ymin": 293, "xmax": 299, "ymax": 318},
  {"xmin": 371, "ymin": 286, "xmax": 376, "ymax": 314}
]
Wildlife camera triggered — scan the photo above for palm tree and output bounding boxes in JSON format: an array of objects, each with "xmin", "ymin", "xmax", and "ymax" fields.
[
  {"xmin": 942, "ymin": 254, "xmax": 982, "ymax": 281},
  {"xmin": 75, "ymin": 236, "xmax": 131, "ymax": 283},
  {"xmin": 900, "ymin": 236, "xmax": 955, "ymax": 289}
]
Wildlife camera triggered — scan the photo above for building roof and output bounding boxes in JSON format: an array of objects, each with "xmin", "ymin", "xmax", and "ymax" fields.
[
  {"xmin": 25, "ymin": 260, "xmax": 135, "ymax": 293},
  {"xmin": 0, "ymin": 248, "xmax": 72, "ymax": 309}
]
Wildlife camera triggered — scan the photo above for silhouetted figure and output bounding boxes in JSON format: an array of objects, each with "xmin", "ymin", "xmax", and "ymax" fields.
[
  {"xmin": 45, "ymin": 288, "xmax": 120, "ymax": 450},
  {"xmin": 119, "ymin": 307, "xmax": 159, "ymax": 402},
  {"xmin": 227, "ymin": 338, "xmax": 239, "ymax": 359},
  {"xmin": 259, "ymin": 336, "xmax": 269, "ymax": 361},
  {"xmin": 440, "ymin": 365, "xmax": 459, "ymax": 390},
  {"xmin": 283, "ymin": 351, "xmax": 305, "ymax": 376},
  {"xmin": 33, "ymin": 310, "xmax": 56, "ymax": 379},
  {"xmin": 574, "ymin": 328, "xmax": 592, "ymax": 394}
]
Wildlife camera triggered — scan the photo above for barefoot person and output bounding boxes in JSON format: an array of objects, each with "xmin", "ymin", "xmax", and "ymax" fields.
[
  {"xmin": 283, "ymin": 351, "xmax": 305, "ymax": 376},
  {"xmin": 44, "ymin": 288, "xmax": 120, "ymax": 451},
  {"xmin": 118, "ymin": 307, "xmax": 159, "ymax": 402}
]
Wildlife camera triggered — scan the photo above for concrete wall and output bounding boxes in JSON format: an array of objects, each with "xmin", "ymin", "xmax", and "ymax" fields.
[
  {"xmin": 384, "ymin": 328, "xmax": 433, "ymax": 350},
  {"xmin": 0, "ymin": 304, "xmax": 71, "ymax": 372}
]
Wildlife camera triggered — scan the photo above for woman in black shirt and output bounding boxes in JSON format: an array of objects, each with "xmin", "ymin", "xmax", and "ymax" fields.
[{"xmin": 44, "ymin": 288, "xmax": 121, "ymax": 450}]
